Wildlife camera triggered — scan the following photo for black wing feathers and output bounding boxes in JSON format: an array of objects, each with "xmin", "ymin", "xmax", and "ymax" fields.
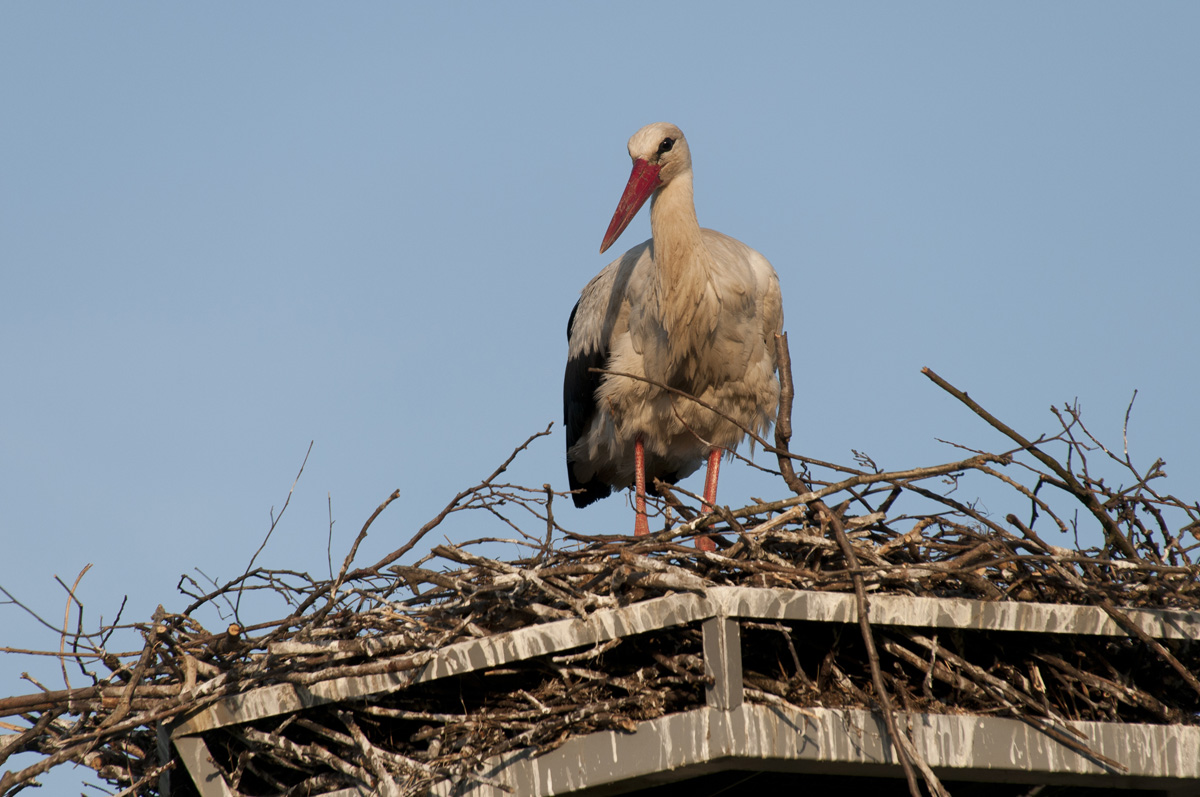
[{"xmin": 563, "ymin": 300, "xmax": 612, "ymax": 507}]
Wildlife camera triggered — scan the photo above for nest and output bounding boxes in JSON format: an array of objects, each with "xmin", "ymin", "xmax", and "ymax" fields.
[{"xmin": 2, "ymin": 343, "xmax": 1198, "ymax": 797}]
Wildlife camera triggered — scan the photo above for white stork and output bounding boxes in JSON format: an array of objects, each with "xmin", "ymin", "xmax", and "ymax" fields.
[{"xmin": 564, "ymin": 122, "xmax": 784, "ymax": 549}]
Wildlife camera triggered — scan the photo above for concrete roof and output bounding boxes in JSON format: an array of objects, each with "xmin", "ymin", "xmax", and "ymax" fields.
[{"xmin": 169, "ymin": 588, "xmax": 1200, "ymax": 796}]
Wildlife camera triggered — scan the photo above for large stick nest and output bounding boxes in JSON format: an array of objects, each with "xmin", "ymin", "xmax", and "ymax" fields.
[{"xmin": 2, "ymin": 347, "xmax": 1198, "ymax": 796}]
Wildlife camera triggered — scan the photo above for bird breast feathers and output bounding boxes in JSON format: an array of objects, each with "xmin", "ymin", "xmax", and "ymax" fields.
[{"xmin": 570, "ymin": 230, "xmax": 781, "ymax": 393}]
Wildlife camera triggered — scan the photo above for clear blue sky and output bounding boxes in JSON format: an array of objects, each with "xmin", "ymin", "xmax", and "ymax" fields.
[{"xmin": 3, "ymin": 4, "xmax": 1198, "ymax": 790}]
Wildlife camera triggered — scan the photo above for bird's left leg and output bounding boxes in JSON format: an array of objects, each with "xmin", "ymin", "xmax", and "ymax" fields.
[
  {"xmin": 634, "ymin": 435, "xmax": 650, "ymax": 536},
  {"xmin": 696, "ymin": 448, "xmax": 721, "ymax": 551}
]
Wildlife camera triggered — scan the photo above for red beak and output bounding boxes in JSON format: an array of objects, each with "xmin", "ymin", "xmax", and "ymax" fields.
[{"xmin": 600, "ymin": 159, "xmax": 662, "ymax": 254}]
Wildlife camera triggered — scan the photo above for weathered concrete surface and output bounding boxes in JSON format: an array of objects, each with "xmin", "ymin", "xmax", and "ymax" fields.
[
  {"xmin": 173, "ymin": 592, "xmax": 712, "ymax": 735},
  {"xmin": 711, "ymin": 587, "xmax": 1200, "ymax": 640},
  {"xmin": 174, "ymin": 588, "xmax": 1200, "ymax": 737},
  {"xmin": 702, "ymin": 616, "xmax": 742, "ymax": 710},
  {"xmin": 442, "ymin": 705, "xmax": 1200, "ymax": 796}
]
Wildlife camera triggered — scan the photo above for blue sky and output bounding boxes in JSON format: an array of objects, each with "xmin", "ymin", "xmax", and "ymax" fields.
[{"xmin": 3, "ymin": 4, "xmax": 1198, "ymax": 789}]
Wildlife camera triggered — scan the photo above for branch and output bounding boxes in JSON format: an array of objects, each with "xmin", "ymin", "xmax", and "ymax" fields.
[{"xmin": 922, "ymin": 367, "xmax": 1137, "ymax": 559}]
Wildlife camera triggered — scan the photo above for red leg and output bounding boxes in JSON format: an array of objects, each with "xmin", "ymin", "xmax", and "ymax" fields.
[
  {"xmin": 634, "ymin": 436, "xmax": 650, "ymax": 536},
  {"xmin": 696, "ymin": 448, "xmax": 721, "ymax": 551},
  {"xmin": 702, "ymin": 448, "xmax": 721, "ymax": 509}
]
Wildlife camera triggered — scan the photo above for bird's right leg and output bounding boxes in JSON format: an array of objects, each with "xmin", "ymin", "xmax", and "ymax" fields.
[
  {"xmin": 634, "ymin": 435, "xmax": 650, "ymax": 536},
  {"xmin": 694, "ymin": 447, "xmax": 721, "ymax": 551}
]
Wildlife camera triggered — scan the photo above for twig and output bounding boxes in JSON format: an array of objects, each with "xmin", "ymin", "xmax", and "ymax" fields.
[
  {"xmin": 922, "ymin": 367, "xmax": 1137, "ymax": 559},
  {"xmin": 57, "ymin": 564, "xmax": 92, "ymax": 691},
  {"xmin": 236, "ymin": 441, "xmax": 315, "ymax": 619},
  {"xmin": 773, "ymin": 333, "xmax": 939, "ymax": 797}
]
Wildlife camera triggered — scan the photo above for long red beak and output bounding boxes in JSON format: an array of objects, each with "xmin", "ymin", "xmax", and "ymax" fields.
[{"xmin": 600, "ymin": 159, "xmax": 661, "ymax": 254}]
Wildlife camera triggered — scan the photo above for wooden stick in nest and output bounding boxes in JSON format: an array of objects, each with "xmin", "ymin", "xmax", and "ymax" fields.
[{"xmin": 773, "ymin": 332, "xmax": 947, "ymax": 797}]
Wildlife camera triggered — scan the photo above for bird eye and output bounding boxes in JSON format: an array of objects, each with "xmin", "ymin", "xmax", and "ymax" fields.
[{"xmin": 657, "ymin": 138, "xmax": 675, "ymax": 155}]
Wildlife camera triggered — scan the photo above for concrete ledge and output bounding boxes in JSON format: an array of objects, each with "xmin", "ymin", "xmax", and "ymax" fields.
[
  {"xmin": 169, "ymin": 588, "xmax": 1200, "ymax": 795},
  {"xmin": 172, "ymin": 588, "xmax": 1200, "ymax": 736},
  {"xmin": 443, "ymin": 704, "xmax": 1200, "ymax": 795}
]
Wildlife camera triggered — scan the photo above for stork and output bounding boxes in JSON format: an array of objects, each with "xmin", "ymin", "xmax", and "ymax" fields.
[{"xmin": 564, "ymin": 122, "xmax": 784, "ymax": 550}]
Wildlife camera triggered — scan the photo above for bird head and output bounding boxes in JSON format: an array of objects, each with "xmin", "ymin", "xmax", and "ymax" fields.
[{"xmin": 600, "ymin": 123, "xmax": 691, "ymax": 254}]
